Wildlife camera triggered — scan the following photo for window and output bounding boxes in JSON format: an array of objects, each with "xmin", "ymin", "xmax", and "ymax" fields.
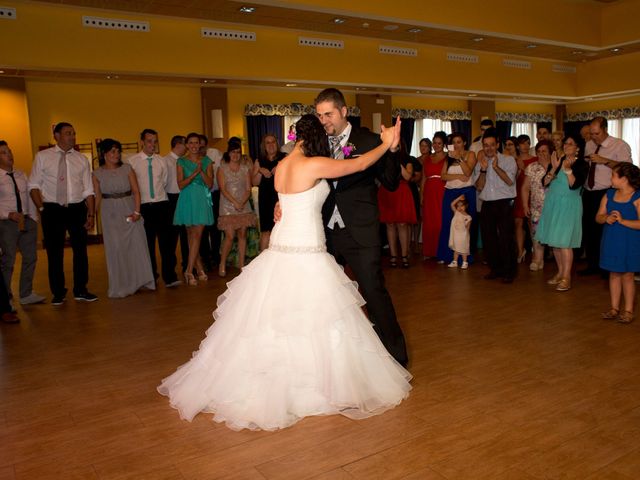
[
  {"xmin": 512, "ymin": 122, "xmax": 537, "ymax": 142},
  {"xmin": 606, "ymin": 118, "xmax": 639, "ymax": 166},
  {"xmin": 410, "ymin": 119, "xmax": 452, "ymax": 156}
]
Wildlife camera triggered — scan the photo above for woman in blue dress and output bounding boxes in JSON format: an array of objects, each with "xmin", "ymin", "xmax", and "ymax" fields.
[
  {"xmin": 596, "ymin": 162, "xmax": 640, "ymax": 324},
  {"xmin": 535, "ymin": 134, "xmax": 588, "ymax": 292},
  {"xmin": 174, "ymin": 132, "xmax": 214, "ymax": 286}
]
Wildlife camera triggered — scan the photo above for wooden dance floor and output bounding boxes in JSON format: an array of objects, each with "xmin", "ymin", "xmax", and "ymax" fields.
[{"xmin": 1, "ymin": 245, "xmax": 640, "ymax": 479}]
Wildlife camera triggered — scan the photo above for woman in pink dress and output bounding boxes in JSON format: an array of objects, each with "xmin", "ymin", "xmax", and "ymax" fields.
[{"xmin": 421, "ymin": 134, "xmax": 447, "ymax": 258}]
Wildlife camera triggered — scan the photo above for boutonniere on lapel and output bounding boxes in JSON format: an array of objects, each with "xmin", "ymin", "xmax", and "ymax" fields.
[{"xmin": 342, "ymin": 143, "xmax": 356, "ymax": 157}]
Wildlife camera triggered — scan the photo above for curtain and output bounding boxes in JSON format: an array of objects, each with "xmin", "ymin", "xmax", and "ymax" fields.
[
  {"xmin": 496, "ymin": 121, "xmax": 513, "ymax": 145},
  {"xmin": 246, "ymin": 115, "xmax": 283, "ymax": 160},
  {"xmin": 564, "ymin": 121, "xmax": 589, "ymax": 142},
  {"xmin": 394, "ymin": 117, "xmax": 415, "ymax": 152},
  {"xmin": 451, "ymin": 120, "xmax": 472, "ymax": 146}
]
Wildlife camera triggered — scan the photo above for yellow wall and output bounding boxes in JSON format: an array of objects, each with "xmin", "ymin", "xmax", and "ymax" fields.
[
  {"xmin": 566, "ymin": 95, "xmax": 640, "ymax": 115},
  {"xmin": 285, "ymin": 0, "xmax": 602, "ymax": 46},
  {"xmin": 0, "ymin": 81, "xmax": 33, "ymax": 173},
  {"xmin": 495, "ymin": 101, "xmax": 556, "ymax": 115},
  {"xmin": 25, "ymin": 79, "xmax": 202, "ymax": 156},
  {"xmin": 576, "ymin": 51, "xmax": 640, "ymax": 97},
  {"xmin": 600, "ymin": 0, "xmax": 640, "ymax": 45},
  {"xmin": 392, "ymin": 96, "xmax": 469, "ymax": 111},
  {"xmin": 0, "ymin": 0, "xmax": 579, "ymax": 98}
]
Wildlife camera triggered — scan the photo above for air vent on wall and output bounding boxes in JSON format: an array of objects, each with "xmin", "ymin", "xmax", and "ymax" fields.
[
  {"xmin": 503, "ymin": 59, "xmax": 531, "ymax": 69},
  {"xmin": 552, "ymin": 64, "xmax": 577, "ymax": 73},
  {"xmin": 447, "ymin": 53, "xmax": 479, "ymax": 64},
  {"xmin": 0, "ymin": 7, "xmax": 16, "ymax": 19},
  {"xmin": 83, "ymin": 16, "xmax": 149, "ymax": 31},
  {"xmin": 201, "ymin": 28, "xmax": 256, "ymax": 41},
  {"xmin": 298, "ymin": 37, "xmax": 343, "ymax": 49},
  {"xmin": 379, "ymin": 45, "xmax": 417, "ymax": 57}
]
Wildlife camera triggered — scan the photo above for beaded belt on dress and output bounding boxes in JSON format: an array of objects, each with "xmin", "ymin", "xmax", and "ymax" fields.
[
  {"xmin": 269, "ymin": 244, "xmax": 326, "ymax": 253},
  {"xmin": 102, "ymin": 190, "xmax": 132, "ymax": 199},
  {"xmin": 427, "ymin": 175, "xmax": 441, "ymax": 179}
]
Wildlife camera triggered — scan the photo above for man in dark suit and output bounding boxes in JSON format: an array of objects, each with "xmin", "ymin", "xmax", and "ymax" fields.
[{"xmin": 315, "ymin": 88, "xmax": 408, "ymax": 367}]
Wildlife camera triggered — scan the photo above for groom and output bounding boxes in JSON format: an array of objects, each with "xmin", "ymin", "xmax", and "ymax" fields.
[{"xmin": 315, "ymin": 88, "xmax": 409, "ymax": 367}]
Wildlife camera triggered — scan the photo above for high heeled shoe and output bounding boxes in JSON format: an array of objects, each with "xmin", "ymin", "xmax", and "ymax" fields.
[
  {"xmin": 218, "ymin": 264, "xmax": 226, "ymax": 278},
  {"xmin": 184, "ymin": 272, "xmax": 197, "ymax": 286},
  {"xmin": 197, "ymin": 270, "xmax": 208, "ymax": 281},
  {"xmin": 517, "ymin": 251, "xmax": 526, "ymax": 263}
]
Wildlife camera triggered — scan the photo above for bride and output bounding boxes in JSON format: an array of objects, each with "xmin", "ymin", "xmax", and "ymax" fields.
[{"xmin": 158, "ymin": 114, "xmax": 412, "ymax": 431}]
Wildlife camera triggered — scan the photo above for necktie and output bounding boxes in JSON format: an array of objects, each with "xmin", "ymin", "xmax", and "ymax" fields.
[
  {"xmin": 147, "ymin": 157, "xmax": 155, "ymax": 199},
  {"xmin": 57, "ymin": 150, "xmax": 68, "ymax": 206},
  {"xmin": 7, "ymin": 172, "xmax": 22, "ymax": 213},
  {"xmin": 329, "ymin": 134, "xmax": 346, "ymax": 159},
  {"xmin": 587, "ymin": 144, "xmax": 601, "ymax": 189}
]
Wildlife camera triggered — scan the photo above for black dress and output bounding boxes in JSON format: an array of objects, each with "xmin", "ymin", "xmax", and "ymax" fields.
[{"xmin": 257, "ymin": 152, "xmax": 285, "ymax": 232}]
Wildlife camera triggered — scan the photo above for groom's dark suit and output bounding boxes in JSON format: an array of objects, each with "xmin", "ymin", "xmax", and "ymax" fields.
[{"xmin": 321, "ymin": 127, "xmax": 409, "ymax": 366}]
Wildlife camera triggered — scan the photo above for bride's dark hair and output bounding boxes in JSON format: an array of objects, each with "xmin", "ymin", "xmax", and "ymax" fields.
[{"xmin": 296, "ymin": 114, "xmax": 330, "ymax": 158}]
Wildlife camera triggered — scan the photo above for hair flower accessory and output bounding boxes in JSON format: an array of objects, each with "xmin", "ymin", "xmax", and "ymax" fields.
[
  {"xmin": 287, "ymin": 132, "xmax": 296, "ymax": 142},
  {"xmin": 342, "ymin": 143, "xmax": 356, "ymax": 157}
]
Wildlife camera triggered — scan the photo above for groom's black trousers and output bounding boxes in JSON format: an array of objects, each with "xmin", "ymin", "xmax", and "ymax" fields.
[{"xmin": 326, "ymin": 226, "xmax": 409, "ymax": 367}]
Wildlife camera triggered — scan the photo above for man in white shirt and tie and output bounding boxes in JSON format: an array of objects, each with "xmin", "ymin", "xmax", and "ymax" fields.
[
  {"xmin": 28, "ymin": 122, "xmax": 97, "ymax": 305},
  {"xmin": 164, "ymin": 135, "xmax": 189, "ymax": 272},
  {"xmin": 129, "ymin": 129, "xmax": 180, "ymax": 287},
  {"xmin": 199, "ymin": 134, "xmax": 223, "ymax": 271},
  {"xmin": 580, "ymin": 116, "xmax": 633, "ymax": 276},
  {"xmin": 0, "ymin": 141, "xmax": 46, "ymax": 308}
]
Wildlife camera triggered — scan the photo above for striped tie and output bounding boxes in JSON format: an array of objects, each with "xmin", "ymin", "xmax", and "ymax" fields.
[
  {"xmin": 329, "ymin": 134, "xmax": 345, "ymax": 159},
  {"xmin": 57, "ymin": 151, "xmax": 68, "ymax": 206}
]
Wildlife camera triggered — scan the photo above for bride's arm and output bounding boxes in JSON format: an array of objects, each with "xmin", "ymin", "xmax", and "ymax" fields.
[{"xmin": 307, "ymin": 120, "xmax": 401, "ymax": 180}]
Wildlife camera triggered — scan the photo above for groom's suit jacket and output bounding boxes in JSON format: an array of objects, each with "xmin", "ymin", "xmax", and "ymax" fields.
[{"xmin": 321, "ymin": 127, "xmax": 400, "ymax": 247}]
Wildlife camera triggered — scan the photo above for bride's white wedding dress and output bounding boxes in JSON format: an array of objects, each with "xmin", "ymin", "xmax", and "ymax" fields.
[{"xmin": 158, "ymin": 180, "xmax": 412, "ymax": 431}]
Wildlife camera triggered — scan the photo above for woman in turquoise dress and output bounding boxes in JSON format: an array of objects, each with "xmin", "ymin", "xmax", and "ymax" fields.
[
  {"xmin": 174, "ymin": 132, "xmax": 214, "ymax": 286},
  {"xmin": 535, "ymin": 134, "xmax": 588, "ymax": 292}
]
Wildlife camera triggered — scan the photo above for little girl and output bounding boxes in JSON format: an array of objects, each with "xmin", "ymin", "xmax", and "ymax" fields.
[
  {"xmin": 448, "ymin": 194, "xmax": 472, "ymax": 269},
  {"xmin": 596, "ymin": 162, "xmax": 640, "ymax": 324}
]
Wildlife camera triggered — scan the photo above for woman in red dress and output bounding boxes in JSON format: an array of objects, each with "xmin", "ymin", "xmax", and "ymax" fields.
[
  {"xmin": 378, "ymin": 143, "xmax": 417, "ymax": 268},
  {"xmin": 513, "ymin": 134, "xmax": 538, "ymax": 263},
  {"xmin": 421, "ymin": 134, "xmax": 446, "ymax": 259}
]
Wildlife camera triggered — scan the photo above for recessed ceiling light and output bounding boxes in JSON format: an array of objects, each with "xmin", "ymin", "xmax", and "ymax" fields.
[
  {"xmin": 408, "ymin": 28, "xmax": 422, "ymax": 33},
  {"xmin": 468, "ymin": 93, "xmax": 478, "ymax": 97},
  {"xmin": 333, "ymin": 18, "xmax": 346, "ymax": 24},
  {"xmin": 202, "ymin": 79, "xmax": 216, "ymax": 84},
  {"xmin": 285, "ymin": 83, "xmax": 298, "ymax": 87},
  {"xmin": 106, "ymin": 74, "xmax": 119, "ymax": 79},
  {"xmin": 473, "ymin": 37, "xmax": 484, "ymax": 42},
  {"xmin": 383, "ymin": 25, "xmax": 399, "ymax": 31},
  {"xmin": 571, "ymin": 51, "xmax": 584, "ymax": 55},
  {"xmin": 356, "ymin": 87, "xmax": 367, "ymax": 91},
  {"xmin": 526, "ymin": 44, "xmax": 537, "ymax": 49},
  {"xmin": 415, "ymin": 90, "xmax": 424, "ymax": 94},
  {"xmin": 610, "ymin": 47, "xmax": 622, "ymax": 52},
  {"xmin": 0, "ymin": 70, "xmax": 4, "ymax": 74},
  {"xmin": 362, "ymin": 22, "xmax": 370, "ymax": 28},
  {"xmin": 239, "ymin": 6, "xmax": 255, "ymax": 13}
]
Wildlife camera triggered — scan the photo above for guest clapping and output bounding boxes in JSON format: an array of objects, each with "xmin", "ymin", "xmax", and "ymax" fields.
[
  {"xmin": 174, "ymin": 133, "xmax": 214, "ymax": 285},
  {"xmin": 535, "ymin": 134, "xmax": 588, "ymax": 291}
]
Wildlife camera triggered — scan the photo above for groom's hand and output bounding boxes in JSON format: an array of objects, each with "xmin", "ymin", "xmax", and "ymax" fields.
[{"xmin": 273, "ymin": 202, "xmax": 282, "ymax": 223}]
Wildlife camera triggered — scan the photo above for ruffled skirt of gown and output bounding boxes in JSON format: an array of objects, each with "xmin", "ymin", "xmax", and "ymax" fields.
[{"xmin": 157, "ymin": 248, "xmax": 412, "ymax": 431}]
